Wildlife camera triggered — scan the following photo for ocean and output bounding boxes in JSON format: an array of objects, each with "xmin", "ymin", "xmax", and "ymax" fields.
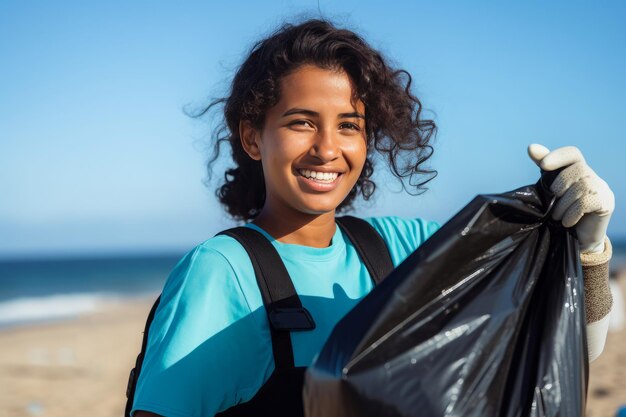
[
  {"xmin": 1, "ymin": 243, "xmax": 625, "ymax": 330},
  {"xmin": 0, "ymin": 254, "xmax": 182, "ymax": 329}
]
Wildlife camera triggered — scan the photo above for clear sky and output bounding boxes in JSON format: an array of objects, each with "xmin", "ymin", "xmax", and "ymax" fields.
[{"xmin": 1, "ymin": 1, "xmax": 625, "ymax": 258}]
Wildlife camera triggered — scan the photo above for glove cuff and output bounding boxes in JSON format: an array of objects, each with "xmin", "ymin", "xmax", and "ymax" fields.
[
  {"xmin": 581, "ymin": 236, "xmax": 613, "ymax": 324},
  {"xmin": 580, "ymin": 236, "xmax": 612, "ymax": 266}
]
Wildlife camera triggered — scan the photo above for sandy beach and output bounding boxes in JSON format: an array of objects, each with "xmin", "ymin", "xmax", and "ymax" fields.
[
  {"xmin": 1, "ymin": 279, "xmax": 625, "ymax": 417},
  {"xmin": 0, "ymin": 299, "xmax": 152, "ymax": 417}
]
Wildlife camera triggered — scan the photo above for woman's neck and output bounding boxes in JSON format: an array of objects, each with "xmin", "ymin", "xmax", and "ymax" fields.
[{"xmin": 252, "ymin": 210, "xmax": 337, "ymax": 248}]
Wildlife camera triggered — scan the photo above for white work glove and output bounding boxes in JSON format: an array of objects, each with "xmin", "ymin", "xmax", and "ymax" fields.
[{"xmin": 528, "ymin": 144, "xmax": 615, "ymax": 253}]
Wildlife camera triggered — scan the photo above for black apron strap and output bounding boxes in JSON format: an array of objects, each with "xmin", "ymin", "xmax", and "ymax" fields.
[
  {"xmin": 336, "ymin": 216, "xmax": 394, "ymax": 285},
  {"xmin": 220, "ymin": 227, "xmax": 315, "ymax": 370}
]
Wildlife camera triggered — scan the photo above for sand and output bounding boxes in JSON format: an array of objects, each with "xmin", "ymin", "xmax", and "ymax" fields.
[
  {"xmin": 1, "ymin": 280, "xmax": 625, "ymax": 417},
  {"xmin": 0, "ymin": 299, "xmax": 152, "ymax": 417}
]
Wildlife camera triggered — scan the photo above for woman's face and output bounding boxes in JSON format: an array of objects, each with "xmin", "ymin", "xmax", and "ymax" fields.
[{"xmin": 242, "ymin": 64, "xmax": 367, "ymax": 220}]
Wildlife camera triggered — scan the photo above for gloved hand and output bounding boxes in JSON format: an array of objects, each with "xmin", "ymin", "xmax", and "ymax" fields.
[{"xmin": 528, "ymin": 144, "xmax": 615, "ymax": 253}]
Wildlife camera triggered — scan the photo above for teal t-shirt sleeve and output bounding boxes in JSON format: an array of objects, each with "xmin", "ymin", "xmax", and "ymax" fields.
[
  {"xmin": 365, "ymin": 216, "xmax": 440, "ymax": 267},
  {"xmin": 131, "ymin": 244, "xmax": 274, "ymax": 417}
]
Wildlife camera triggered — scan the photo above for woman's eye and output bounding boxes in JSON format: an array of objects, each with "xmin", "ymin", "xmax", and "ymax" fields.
[
  {"xmin": 339, "ymin": 122, "xmax": 361, "ymax": 131},
  {"xmin": 290, "ymin": 120, "xmax": 313, "ymax": 129}
]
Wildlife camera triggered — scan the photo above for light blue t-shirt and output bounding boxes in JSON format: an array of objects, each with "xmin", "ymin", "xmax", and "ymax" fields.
[{"xmin": 132, "ymin": 216, "xmax": 440, "ymax": 417}]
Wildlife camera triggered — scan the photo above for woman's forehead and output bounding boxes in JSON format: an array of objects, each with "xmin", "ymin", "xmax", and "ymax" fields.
[{"xmin": 275, "ymin": 65, "xmax": 365, "ymax": 114}]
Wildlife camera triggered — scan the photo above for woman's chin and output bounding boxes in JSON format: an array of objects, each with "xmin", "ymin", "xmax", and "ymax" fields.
[{"xmin": 294, "ymin": 198, "xmax": 343, "ymax": 216}]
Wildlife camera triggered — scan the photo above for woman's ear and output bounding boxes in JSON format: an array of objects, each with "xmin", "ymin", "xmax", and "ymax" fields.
[{"xmin": 239, "ymin": 120, "xmax": 262, "ymax": 161}]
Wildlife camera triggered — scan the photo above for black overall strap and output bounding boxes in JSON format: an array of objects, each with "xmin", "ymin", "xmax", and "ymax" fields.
[
  {"xmin": 336, "ymin": 215, "xmax": 394, "ymax": 284},
  {"xmin": 220, "ymin": 227, "xmax": 315, "ymax": 370}
]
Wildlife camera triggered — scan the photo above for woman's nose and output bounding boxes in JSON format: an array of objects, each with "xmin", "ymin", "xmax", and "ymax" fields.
[{"xmin": 311, "ymin": 129, "xmax": 340, "ymax": 162}]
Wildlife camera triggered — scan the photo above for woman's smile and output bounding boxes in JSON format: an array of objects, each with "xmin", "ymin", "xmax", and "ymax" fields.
[
  {"xmin": 297, "ymin": 169, "xmax": 340, "ymax": 182},
  {"xmin": 296, "ymin": 168, "xmax": 343, "ymax": 192}
]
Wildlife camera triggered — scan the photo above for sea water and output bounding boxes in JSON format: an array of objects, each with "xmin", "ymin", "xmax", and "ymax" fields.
[{"xmin": 0, "ymin": 254, "xmax": 182, "ymax": 329}]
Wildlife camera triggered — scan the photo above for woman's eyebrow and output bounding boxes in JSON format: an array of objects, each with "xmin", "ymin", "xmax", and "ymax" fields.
[
  {"xmin": 281, "ymin": 108, "xmax": 365, "ymax": 119},
  {"xmin": 282, "ymin": 108, "xmax": 318, "ymax": 117},
  {"xmin": 339, "ymin": 111, "xmax": 365, "ymax": 120}
]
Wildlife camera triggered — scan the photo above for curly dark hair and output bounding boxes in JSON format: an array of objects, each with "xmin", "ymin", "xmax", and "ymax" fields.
[{"xmin": 198, "ymin": 19, "xmax": 437, "ymax": 220}]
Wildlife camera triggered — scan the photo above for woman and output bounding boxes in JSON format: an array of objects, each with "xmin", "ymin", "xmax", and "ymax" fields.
[{"xmin": 132, "ymin": 19, "xmax": 614, "ymax": 417}]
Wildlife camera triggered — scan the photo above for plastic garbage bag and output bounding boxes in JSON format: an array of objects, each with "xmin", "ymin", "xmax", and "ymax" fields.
[{"xmin": 304, "ymin": 173, "xmax": 588, "ymax": 417}]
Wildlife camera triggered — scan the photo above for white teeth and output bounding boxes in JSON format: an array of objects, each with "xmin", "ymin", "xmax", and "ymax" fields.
[{"xmin": 298, "ymin": 169, "xmax": 339, "ymax": 182}]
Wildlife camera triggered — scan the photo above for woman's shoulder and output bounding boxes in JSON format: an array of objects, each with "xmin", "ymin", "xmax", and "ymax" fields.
[
  {"xmin": 364, "ymin": 215, "xmax": 440, "ymax": 241},
  {"xmin": 361, "ymin": 216, "xmax": 441, "ymax": 266},
  {"xmin": 174, "ymin": 233, "xmax": 251, "ymax": 273},
  {"xmin": 161, "ymin": 233, "xmax": 254, "ymax": 303}
]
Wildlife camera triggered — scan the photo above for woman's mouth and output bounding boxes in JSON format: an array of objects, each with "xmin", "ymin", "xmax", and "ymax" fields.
[
  {"xmin": 297, "ymin": 169, "xmax": 340, "ymax": 183},
  {"xmin": 296, "ymin": 169, "xmax": 343, "ymax": 191}
]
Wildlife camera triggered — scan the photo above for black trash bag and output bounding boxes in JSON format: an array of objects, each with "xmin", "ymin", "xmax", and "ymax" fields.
[{"xmin": 304, "ymin": 174, "xmax": 588, "ymax": 417}]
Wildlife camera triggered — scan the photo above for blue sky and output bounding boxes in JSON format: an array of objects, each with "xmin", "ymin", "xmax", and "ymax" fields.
[{"xmin": 1, "ymin": 1, "xmax": 625, "ymax": 258}]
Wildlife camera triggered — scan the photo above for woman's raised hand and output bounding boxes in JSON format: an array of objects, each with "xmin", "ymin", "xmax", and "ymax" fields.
[{"xmin": 528, "ymin": 144, "xmax": 615, "ymax": 253}]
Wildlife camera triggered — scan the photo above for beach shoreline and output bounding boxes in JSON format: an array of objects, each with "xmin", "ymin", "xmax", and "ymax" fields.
[{"xmin": 1, "ymin": 280, "xmax": 625, "ymax": 417}]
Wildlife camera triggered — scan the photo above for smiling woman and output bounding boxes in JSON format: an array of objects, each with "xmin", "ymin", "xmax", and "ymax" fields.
[
  {"xmin": 128, "ymin": 18, "xmax": 616, "ymax": 417},
  {"xmin": 202, "ymin": 20, "xmax": 437, "ymax": 225}
]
